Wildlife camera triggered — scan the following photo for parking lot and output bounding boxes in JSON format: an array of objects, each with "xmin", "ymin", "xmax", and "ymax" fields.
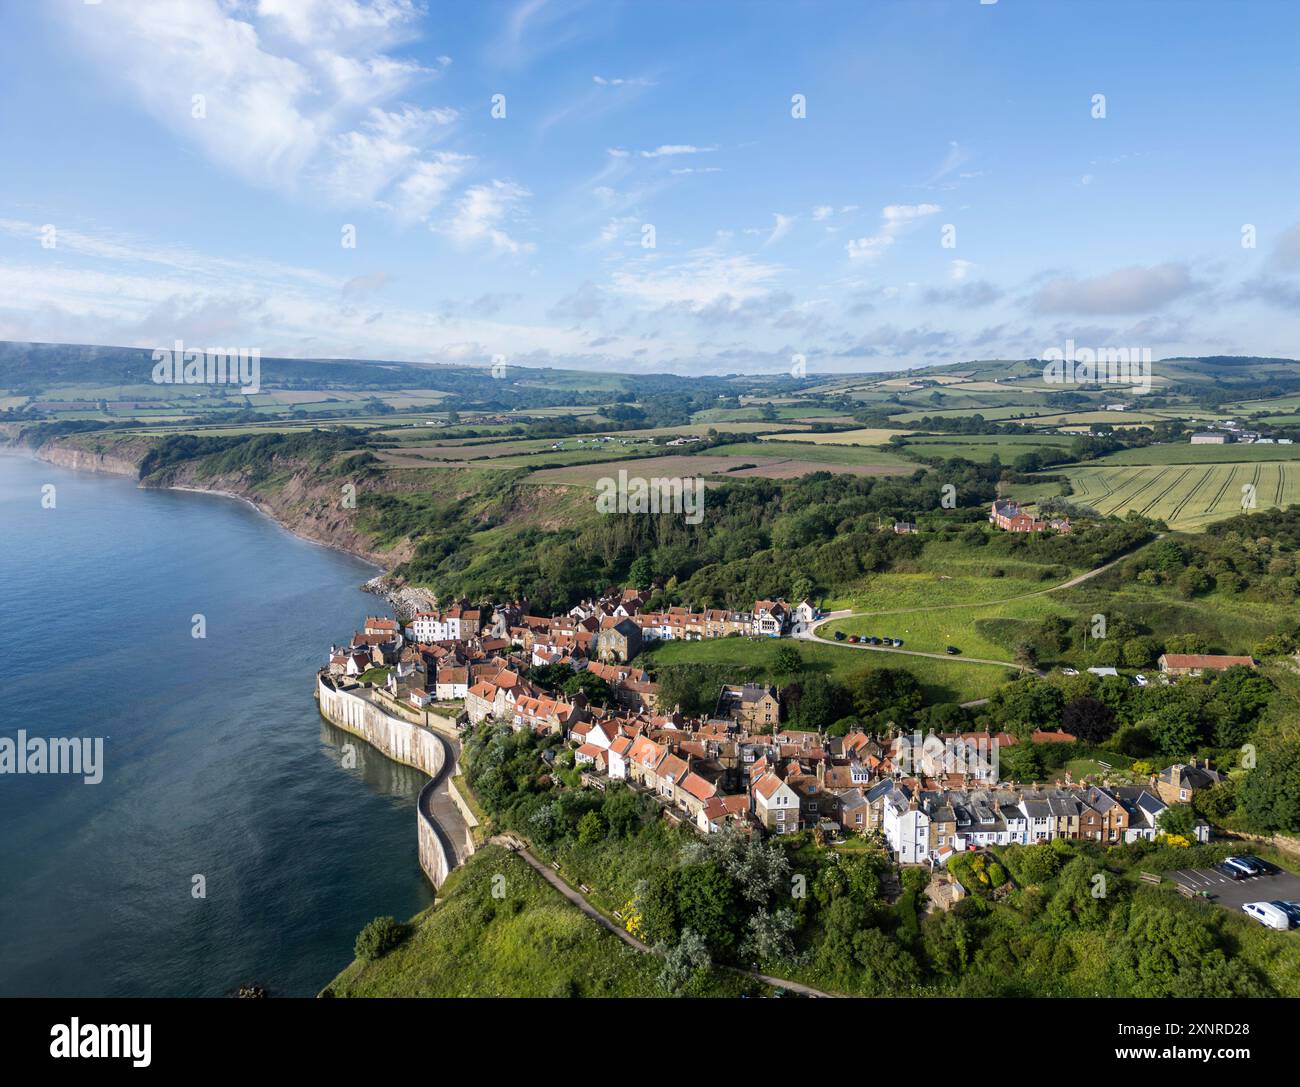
[{"xmin": 1167, "ymin": 865, "xmax": 1300, "ymax": 913}]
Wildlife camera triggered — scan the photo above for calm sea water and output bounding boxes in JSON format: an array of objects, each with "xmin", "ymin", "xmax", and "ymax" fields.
[{"xmin": 0, "ymin": 451, "xmax": 433, "ymax": 996}]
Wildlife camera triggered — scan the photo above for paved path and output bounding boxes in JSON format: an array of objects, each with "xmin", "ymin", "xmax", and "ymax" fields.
[{"xmin": 489, "ymin": 834, "xmax": 835, "ymax": 998}]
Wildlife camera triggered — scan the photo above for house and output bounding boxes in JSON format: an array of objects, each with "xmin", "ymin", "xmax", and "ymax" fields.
[
  {"xmin": 1156, "ymin": 760, "xmax": 1222, "ymax": 806},
  {"xmin": 697, "ymin": 793, "xmax": 750, "ymax": 834},
  {"xmin": 882, "ymin": 785, "xmax": 929, "ymax": 863},
  {"xmin": 409, "ymin": 612, "xmax": 450, "ymax": 642},
  {"xmin": 435, "ymin": 666, "xmax": 469, "ymax": 701},
  {"xmin": 753, "ymin": 772, "xmax": 801, "ymax": 834},
  {"xmin": 1190, "ymin": 432, "xmax": 1227, "ymax": 444},
  {"xmin": 892, "ymin": 521, "xmax": 918, "ymax": 534},
  {"xmin": 752, "ymin": 599, "xmax": 791, "ymax": 637},
  {"xmin": 717, "ymin": 684, "xmax": 780, "ymax": 729},
  {"xmin": 990, "ymin": 499, "xmax": 1071, "ymax": 534},
  {"xmin": 595, "ymin": 618, "xmax": 643, "ymax": 663},
  {"xmin": 1157, "ymin": 653, "xmax": 1255, "ymax": 676}
]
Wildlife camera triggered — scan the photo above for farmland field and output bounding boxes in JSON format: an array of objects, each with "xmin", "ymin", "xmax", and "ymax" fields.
[
  {"xmin": 1052, "ymin": 461, "xmax": 1300, "ymax": 530},
  {"xmin": 522, "ymin": 448, "xmax": 915, "ymax": 486},
  {"xmin": 1079, "ymin": 443, "xmax": 1300, "ymax": 465},
  {"xmin": 756, "ymin": 427, "xmax": 908, "ymax": 445},
  {"xmin": 642, "ymin": 636, "xmax": 1010, "ymax": 705}
]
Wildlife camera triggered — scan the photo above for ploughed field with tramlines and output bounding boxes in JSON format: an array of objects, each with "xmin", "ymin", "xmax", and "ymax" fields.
[{"xmin": 1063, "ymin": 461, "xmax": 1299, "ymax": 531}]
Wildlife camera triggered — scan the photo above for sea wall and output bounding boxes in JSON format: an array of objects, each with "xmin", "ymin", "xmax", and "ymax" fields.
[{"xmin": 317, "ymin": 675, "xmax": 455, "ymax": 888}]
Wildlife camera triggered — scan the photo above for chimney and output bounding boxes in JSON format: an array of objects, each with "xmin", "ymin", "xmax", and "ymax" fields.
[{"xmin": 816, "ymin": 760, "xmax": 826, "ymax": 786}]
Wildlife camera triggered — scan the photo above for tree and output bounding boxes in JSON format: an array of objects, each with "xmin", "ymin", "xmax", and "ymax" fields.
[
  {"xmin": 675, "ymin": 863, "xmax": 741, "ymax": 956},
  {"xmin": 657, "ymin": 928, "xmax": 712, "ymax": 995},
  {"xmin": 851, "ymin": 667, "xmax": 923, "ymax": 722},
  {"xmin": 354, "ymin": 916, "xmax": 410, "ymax": 961},
  {"xmin": 628, "ymin": 555, "xmax": 654, "ymax": 587},
  {"xmin": 792, "ymin": 675, "xmax": 852, "ymax": 731},
  {"xmin": 562, "ymin": 671, "xmax": 615, "ymax": 707},
  {"xmin": 601, "ymin": 784, "xmax": 646, "ymax": 838},
  {"xmin": 1062, "ymin": 695, "xmax": 1117, "ymax": 745},
  {"xmin": 576, "ymin": 810, "xmax": 606, "ymax": 845},
  {"xmin": 1157, "ymin": 803, "xmax": 1196, "ymax": 839},
  {"xmin": 740, "ymin": 908, "xmax": 798, "ymax": 964},
  {"xmin": 851, "ymin": 928, "xmax": 921, "ymax": 995},
  {"xmin": 774, "ymin": 644, "xmax": 804, "ymax": 674},
  {"xmin": 1239, "ymin": 738, "xmax": 1300, "ymax": 832}
]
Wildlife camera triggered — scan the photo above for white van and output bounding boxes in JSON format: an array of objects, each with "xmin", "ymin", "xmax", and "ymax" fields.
[{"xmin": 1241, "ymin": 901, "xmax": 1291, "ymax": 931}]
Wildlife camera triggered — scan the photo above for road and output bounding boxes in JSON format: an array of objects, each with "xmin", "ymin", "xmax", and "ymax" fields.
[
  {"xmin": 489, "ymin": 834, "xmax": 835, "ymax": 998},
  {"xmin": 796, "ymin": 535, "xmax": 1158, "ymax": 671}
]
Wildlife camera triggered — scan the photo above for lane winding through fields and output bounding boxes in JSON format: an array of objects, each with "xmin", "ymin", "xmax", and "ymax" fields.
[{"xmin": 796, "ymin": 535, "xmax": 1160, "ymax": 671}]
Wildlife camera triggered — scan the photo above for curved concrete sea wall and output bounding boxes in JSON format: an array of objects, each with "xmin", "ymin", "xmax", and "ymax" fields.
[{"xmin": 317, "ymin": 675, "xmax": 455, "ymax": 888}]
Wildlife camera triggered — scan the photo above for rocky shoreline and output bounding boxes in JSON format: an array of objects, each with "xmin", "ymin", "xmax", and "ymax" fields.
[{"xmin": 362, "ymin": 575, "xmax": 439, "ymax": 621}]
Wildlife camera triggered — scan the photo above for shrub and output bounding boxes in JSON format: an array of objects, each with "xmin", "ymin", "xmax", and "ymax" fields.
[{"xmin": 354, "ymin": 916, "xmax": 411, "ymax": 961}]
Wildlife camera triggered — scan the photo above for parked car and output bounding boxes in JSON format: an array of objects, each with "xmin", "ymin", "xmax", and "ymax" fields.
[
  {"xmin": 1134, "ymin": 674, "xmax": 1149, "ymax": 687},
  {"xmin": 1242, "ymin": 901, "xmax": 1292, "ymax": 931},
  {"xmin": 1224, "ymin": 856, "xmax": 1264, "ymax": 877},
  {"xmin": 1214, "ymin": 862, "xmax": 1249, "ymax": 880},
  {"xmin": 868, "ymin": 636, "xmax": 881, "ymax": 645},
  {"xmin": 1061, "ymin": 667, "xmax": 1079, "ymax": 676},
  {"xmin": 1241, "ymin": 855, "xmax": 1280, "ymax": 875},
  {"xmin": 848, "ymin": 635, "xmax": 859, "ymax": 644},
  {"xmin": 891, "ymin": 638, "xmax": 903, "ymax": 647},
  {"xmin": 834, "ymin": 630, "xmax": 846, "ymax": 641},
  {"xmin": 1272, "ymin": 901, "xmax": 1300, "ymax": 927},
  {"xmin": 945, "ymin": 646, "xmax": 961, "ymax": 655}
]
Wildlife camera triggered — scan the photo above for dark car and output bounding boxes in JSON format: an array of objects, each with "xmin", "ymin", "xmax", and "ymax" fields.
[
  {"xmin": 945, "ymin": 646, "xmax": 961, "ymax": 655},
  {"xmin": 1242, "ymin": 855, "xmax": 1280, "ymax": 875},
  {"xmin": 891, "ymin": 638, "xmax": 903, "ymax": 647},
  {"xmin": 868, "ymin": 637, "xmax": 880, "ymax": 645},
  {"xmin": 833, "ymin": 630, "xmax": 846, "ymax": 641},
  {"xmin": 1272, "ymin": 901, "xmax": 1300, "ymax": 927},
  {"xmin": 1215, "ymin": 862, "xmax": 1249, "ymax": 880},
  {"xmin": 1224, "ymin": 856, "xmax": 1264, "ymax": 877}
]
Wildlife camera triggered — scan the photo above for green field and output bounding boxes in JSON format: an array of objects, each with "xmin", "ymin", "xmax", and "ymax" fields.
[
  {"xmin": 1051, "ymin": 461, "xmax": 1299, "ymax": 530},
  {"xmin": 643, "ymin": 635, "xmax": 1013, "ymax": 705},
  {"xmin": 898, "ymin": 434, "xmax": 1076, "ymax": 463},
  {"xmin": 1081, "ymin": 443, "xmax": 1300, "ymax": 465}
]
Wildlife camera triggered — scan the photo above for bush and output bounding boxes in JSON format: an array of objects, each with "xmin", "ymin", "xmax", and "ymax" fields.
[{"xmin": 354, "ymin": 916, "xmax": 411, "ymax": 961}]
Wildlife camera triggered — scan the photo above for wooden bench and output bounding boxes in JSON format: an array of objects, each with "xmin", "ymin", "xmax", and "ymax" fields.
[{"xmin": 1139, "ymin": 872, "xmax": 1161, "ymax": 884}]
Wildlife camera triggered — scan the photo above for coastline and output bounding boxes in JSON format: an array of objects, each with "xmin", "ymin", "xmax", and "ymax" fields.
[{"xmin": 11, "ymin": 439, "xmax": 389, "ymax": 574}]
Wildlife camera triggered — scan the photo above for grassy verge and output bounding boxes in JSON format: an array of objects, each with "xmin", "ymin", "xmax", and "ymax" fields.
[{"xmin": 324, "ymin": 846, "xmax": 756, "ymax": 997}]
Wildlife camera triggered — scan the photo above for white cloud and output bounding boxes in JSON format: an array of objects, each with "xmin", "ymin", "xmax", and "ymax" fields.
[
  {"xmin": 638, "ymin": 144, "xmax": 715, "ymax": 158},
  {"xmin": 443, "ymin": 181, "xmax": 535, "ymax": 255},
  {"xmin": 765, "ymin": 213, "xmax": 794, "ymax": 246},
  {"xmin": 1030, "ymin": 263, "xmax": 1197, "ymax": 315},
  {"xmin": 61, "ymin": 0, "xmax": 451, "ymax": 214},
  {"xmin": 812, "ymin": 205, "xmax": 833, "ymax": 221},
  {"xmin": 846, "ymin": 203, "xmax": 942, "ymax": 261},
  {"xmin": 610, "ymin": 250, "xmax": 782, "ymax": 309}
]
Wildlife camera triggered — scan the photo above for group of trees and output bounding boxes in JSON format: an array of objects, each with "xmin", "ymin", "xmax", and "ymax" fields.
[
  {"xmin": 982, "ymin": 667, "xmax": 1276, "ymax": 759},
  {"xmin": 1124, "ymin": 510, "xmax": 1300, "ymax": 606}
]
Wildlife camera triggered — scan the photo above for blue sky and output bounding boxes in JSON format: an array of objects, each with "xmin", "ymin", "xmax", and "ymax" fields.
[{"xmin": 2, "ymin": 0, "xmax": 1300, "ymax": 376}]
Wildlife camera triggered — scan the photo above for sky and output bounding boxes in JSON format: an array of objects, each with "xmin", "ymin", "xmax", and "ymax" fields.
[{"xmin": 2, "ymin": 0, "xmax": 1300, "ymax": 378}]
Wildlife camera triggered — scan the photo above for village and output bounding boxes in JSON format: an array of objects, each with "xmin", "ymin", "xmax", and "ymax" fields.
[{"xmin": 324, "ymin": 575, "xmax": 1219, "ymax": 872}]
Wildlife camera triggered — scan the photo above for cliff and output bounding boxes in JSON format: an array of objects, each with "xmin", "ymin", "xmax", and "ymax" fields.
[{"xmin": 26, "ymin": 432, "xmax": 411, "ymax": 570}]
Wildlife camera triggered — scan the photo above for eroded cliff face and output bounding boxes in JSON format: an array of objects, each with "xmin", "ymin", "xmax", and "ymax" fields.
[
  {"xmin": 33, "ymin": 439, "xmax": 147, "ymax": 478},
  {"xmin": 31, "ymin": 435, "xmax": 410, "ymax": 569},
  {"xmin": 145, "ymin": 460, "xmax": 414, "ymax": 568}
]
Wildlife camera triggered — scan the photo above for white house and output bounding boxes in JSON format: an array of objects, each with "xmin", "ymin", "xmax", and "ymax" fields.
[{"xmin": 882, "ymin": 785, "xmax": 929, "ymax": 864}]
